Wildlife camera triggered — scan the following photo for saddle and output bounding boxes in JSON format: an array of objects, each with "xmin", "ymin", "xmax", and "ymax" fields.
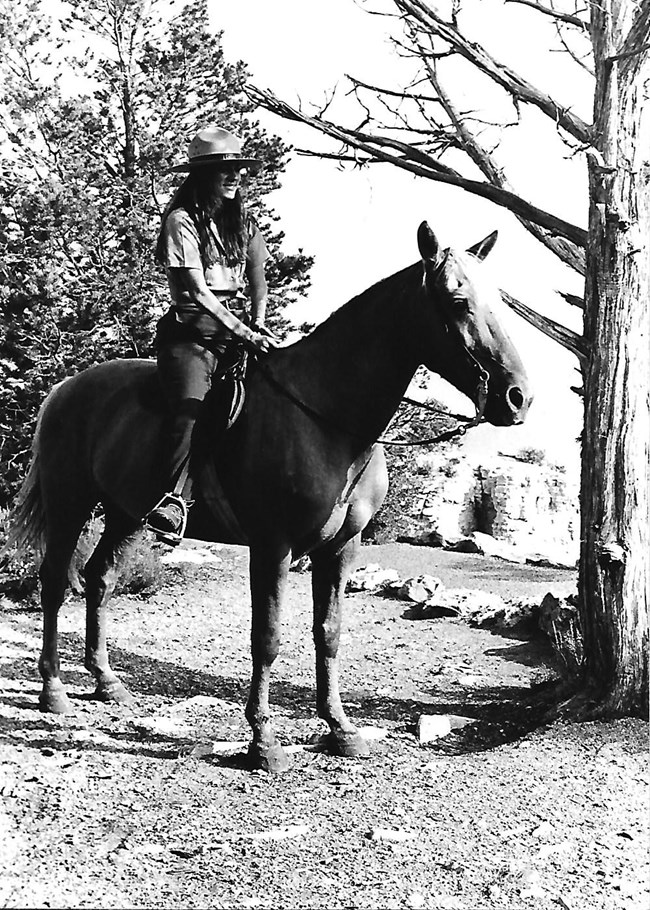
[{"xmin": 184, "ymin": 347, "xmax": 250, "ymax": 544}]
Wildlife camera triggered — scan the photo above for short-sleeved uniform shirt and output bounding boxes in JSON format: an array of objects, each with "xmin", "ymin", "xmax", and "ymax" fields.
[{"xmin": 160, "ymin": 207, "xmax": 269, "ymax": 340}]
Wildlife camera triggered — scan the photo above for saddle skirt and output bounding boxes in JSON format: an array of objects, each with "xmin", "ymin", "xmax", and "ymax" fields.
[{"xmin": 185, "ymin": 366, "xmax": 249, "ymax": 545}]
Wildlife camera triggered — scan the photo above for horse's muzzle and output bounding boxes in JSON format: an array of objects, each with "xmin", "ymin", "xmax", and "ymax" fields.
[
  {"xmin": 484, "ymin": 381, "xmax": 533, "ymax": 426},
  {"xmin": 504, "ymin": 383, "xmax": 533, "ymax": 425}
]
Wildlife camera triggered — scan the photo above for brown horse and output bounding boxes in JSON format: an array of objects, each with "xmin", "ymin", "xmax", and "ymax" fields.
[{"xmin": 8, "ymin": 223, "xmax": 532, "ymax": 771}]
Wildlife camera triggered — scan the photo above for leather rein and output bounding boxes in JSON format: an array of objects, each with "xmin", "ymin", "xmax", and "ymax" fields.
[{"xmin": 253, "ymin": 346, "xmax": 490, "ymax": 449}]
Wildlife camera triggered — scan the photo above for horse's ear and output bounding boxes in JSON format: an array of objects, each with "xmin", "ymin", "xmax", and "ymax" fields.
[
  {"xmin": 467, "ymin": 230, "xmax": 498, "ymax": 260},
  {"xmin": 417, "ymin": 221, "xmax": 441, "ymax": 263}
]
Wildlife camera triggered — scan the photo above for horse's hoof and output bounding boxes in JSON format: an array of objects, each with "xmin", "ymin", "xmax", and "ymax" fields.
[
  {"xmin": 247, "ymin": 739, "xmax": 290, "ymax": 773},
  {"xmin": 94, "ymin": 681, "xmax": 135, "ymax": 706},
  {"xmin": 325, "ymin": 730, "xmax": 370, "ymax": 758},
  {"xmin": 39, "ymin": 683, "xmax": 73, "ymax": 714}
]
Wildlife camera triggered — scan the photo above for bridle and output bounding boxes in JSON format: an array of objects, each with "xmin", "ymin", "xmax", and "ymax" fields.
[
  {"xmin": 384, "ymin": 349, "xmax": 489, "ymax": 447},
  {"xmin": 251, "ymin": 249, "xmax": 492, "ymax": 447}
]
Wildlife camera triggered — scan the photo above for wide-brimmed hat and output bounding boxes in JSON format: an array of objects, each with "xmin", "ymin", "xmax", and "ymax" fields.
[{"xmin": 168, "ymin": 126, "xmax": 261, "ymax": 173}]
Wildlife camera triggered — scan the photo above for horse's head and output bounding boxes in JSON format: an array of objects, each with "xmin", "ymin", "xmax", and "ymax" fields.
[{"xmin": 416, "ymin": 221, "xmax": 532, "ymax": 426}]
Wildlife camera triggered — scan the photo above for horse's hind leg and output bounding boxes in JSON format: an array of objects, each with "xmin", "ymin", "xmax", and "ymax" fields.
[
  {"xmin": 39, "ymin": 513, "xmax": 91, "ymax": 713},
  {"xmin": 311, "ymin": 533, "xmax": 369, "ymax": 758},
  {"xmin": 83, "ymin": 506, "xmax": 141, "ymax": 704}
]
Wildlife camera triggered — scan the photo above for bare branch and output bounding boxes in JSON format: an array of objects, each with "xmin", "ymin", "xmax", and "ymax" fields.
[
  {"xmin": 408, "ymin": 37, "xmax": 586, "ymax": 272},
  {"xmin": 248, "ymin": 85, "xmax": 587, "ymax": 250},
  {"xmin": 504, "ymin": 0, "xmax": 588, "ymax": 30},
  {"xmin": 393, "ymin": 0, "xmax": 593, "ymax": 144},
  {"xmin": 345, "ymin": 74, "xmax": 443, "ymax": 105},
  {"xmin": 552, "ymin": 18, "xmax": 595, "ymax": 75},
  {"xmin": 557, "ymin": 290, "xmax": 585, "ymax": 308},
  {"xmin": 501, "ymin": 290, "xmax": 587, "ymax": 364}
]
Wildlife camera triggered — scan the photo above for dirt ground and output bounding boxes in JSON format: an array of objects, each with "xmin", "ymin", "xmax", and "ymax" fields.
[{"xmin": 0, "ymin": 541, "xmax": 647, "ymax": 910}]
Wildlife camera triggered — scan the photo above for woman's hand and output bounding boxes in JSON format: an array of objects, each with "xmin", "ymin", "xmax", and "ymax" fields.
[{"xmin": 248, "ymin": 331, "xmax": 278, "ymax": 354}]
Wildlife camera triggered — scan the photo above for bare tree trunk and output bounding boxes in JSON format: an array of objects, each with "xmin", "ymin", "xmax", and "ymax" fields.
[{"xmin": 580, "ymin": 0, "xmax": 649, "ymax": 714}]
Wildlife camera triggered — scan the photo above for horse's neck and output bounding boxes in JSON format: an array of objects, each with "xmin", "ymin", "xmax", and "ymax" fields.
[{"xmin": 276, "ymin": 265, "xmax": 422, "ymax": 446}]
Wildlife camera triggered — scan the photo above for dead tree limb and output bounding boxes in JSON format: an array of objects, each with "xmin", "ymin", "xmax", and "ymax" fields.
[
  {"xmin": 501, "ymin": 290, "xmax": 587, "ymax": 365},
  {"xmin": 394, "ymin": 0, "xmax": 592, "ymax": 144},
  {"xmin": 247, "ymin": 85, "xmax": 588, "ymax": 249}
]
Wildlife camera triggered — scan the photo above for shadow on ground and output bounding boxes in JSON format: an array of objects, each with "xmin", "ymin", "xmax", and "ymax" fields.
[{"xmin": 0, "ymin": 626, "xmax": 563, "ymax": 761}]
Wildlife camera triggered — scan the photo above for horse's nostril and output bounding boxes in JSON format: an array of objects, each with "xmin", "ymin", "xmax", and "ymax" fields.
[{"xmin": 507, "ymin": 386, "xmax": 525, "ymax": 410}]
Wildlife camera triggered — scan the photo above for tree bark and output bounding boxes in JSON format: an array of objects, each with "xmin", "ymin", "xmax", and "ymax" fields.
[{"xmin": 580, "ymin": 0, "xmax": 649, "ymax": 714}]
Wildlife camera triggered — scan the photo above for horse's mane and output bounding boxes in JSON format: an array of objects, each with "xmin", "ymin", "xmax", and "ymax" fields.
[{"xmin": 306, "ymin": 260, "xmax": 422, "ymax": 339}]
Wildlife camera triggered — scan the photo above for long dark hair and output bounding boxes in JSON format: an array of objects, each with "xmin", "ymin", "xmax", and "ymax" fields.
[{"xmin": 156, "ymin": 166, "xmax": 248, "ymax": 267}]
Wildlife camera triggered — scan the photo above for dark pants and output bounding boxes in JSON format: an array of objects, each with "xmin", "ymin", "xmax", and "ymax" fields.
[{"xmin": 155, "ymin": 310, "xmax": 239, "ymax": 497}]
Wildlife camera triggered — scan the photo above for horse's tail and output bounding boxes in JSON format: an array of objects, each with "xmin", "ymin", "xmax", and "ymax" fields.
[{"xmin": 1, "ymin": 394, "xmax": 51, "ymax": 563}]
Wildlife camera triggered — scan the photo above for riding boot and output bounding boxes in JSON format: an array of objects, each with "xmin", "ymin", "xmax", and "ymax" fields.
[
  {"xmin": 146, "ymin": 492, "xmax": 189, "ymax": 546},
  {"xmin": 146, "ymin": 402, "xmax": 201, "ymax": 545}
]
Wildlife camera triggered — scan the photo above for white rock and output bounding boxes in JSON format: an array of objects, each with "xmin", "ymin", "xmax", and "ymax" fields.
[
  {"xmin": 347, "ymin": 565, "xmax": 402, "ymax": 592},
  {"xmin": 398, "ymin": 574, "xmax": 443, "ymax": 603},
  {"xmin": 357, "ymin": 725, "xmax": 389, "ymax": 741},
  {"xmin": 458, "ymin": 674, "xmax": 482, "ymax": 687},
  {"xmin": 160, "ymin": 547, "xmax": 221, "ymax": 565},
  {"xmin": 368, "ymin": 827, "xmax": 413, "ymax": 842},
  {"xmin": 426, "ymin": 588, "xmax": 507, "ymax": 621},
  {"xmin": 133, "ymin": 716, "xmax": 191, "ymax": 737},
  {"xmin": 247, "ymin": 825, "xmax": 310, "ymax": 841},
  {"xmin": 417, "ymin": 715, "xmax": 451, "ymax": 742},
  {"xmin": 417, "ymin": 714, "xmax": 474, "ymax": 743}
]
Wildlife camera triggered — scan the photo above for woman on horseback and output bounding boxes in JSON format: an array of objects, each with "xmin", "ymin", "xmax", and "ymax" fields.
[{"xmin": 146, "ymin": 126, "xmax": 277, "ymax": 544}]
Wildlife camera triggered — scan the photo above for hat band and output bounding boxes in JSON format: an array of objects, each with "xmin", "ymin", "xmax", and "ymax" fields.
[{"xmin": 188, "ymin": 152, "xmax": 247, "ymax": 163}]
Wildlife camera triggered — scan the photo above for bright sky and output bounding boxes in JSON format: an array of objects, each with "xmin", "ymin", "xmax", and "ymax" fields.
[{"xmin": 210, "ymin": 0, "xmax": 588, "ymax": 467}]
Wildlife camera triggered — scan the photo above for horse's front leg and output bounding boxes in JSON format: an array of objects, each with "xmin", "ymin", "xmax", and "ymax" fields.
[
  {"xmin": 245, "ymin": 543, "xmax": 292, "ymax": 772},
  {"xmin": 311, "ymin": 533, "xmax": 369, "ymax": 758}
]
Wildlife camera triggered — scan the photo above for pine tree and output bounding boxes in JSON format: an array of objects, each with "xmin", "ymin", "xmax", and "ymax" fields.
[{"xmin": 0, "ymin": 0, "xmax": 313, "ymax": 505}]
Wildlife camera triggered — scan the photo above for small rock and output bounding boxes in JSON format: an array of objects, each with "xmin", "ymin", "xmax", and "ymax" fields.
[
  {"xmin": 532, "ymin": 820, "xmax": 554, "ymax": 838},
  {"xmin": 357, "ymin": 725, "xmax": 389, "ymax": 741},
  {"xmin": 347, "ymin": 565, "xmax": 402, "ymax": 592},
  {"xmin": 188, "ymin": 740, "xmax": 248, "ymax": 757},
  {"xmin": 458, "ymin": 674, "xmax": 482, "ymax": 687},
  {"xmin": 398, "ymin": 575, "xmax": 442, "ymax": 603},
  {"xmin": 247, "ymin": 824, "xmax": 310, "ymax": 841},
  {"xmin": 132, "ymin": 717, "xmax": 192, "ymax": 737},
  {"xmin": 417, "ymin": 715, "xmax": 451, "ymax": 743},
  {"xmin": 417, "ymin": 714, "xmax": 474, "ymax": 743},
  {"xmin": 406, "ymin": 892, "xmax": 426, "ymax": 909},
  {"xmin": 428, "ymin": 588, "xmax": 508, "ymax": 623},
  {"xmin": 160, "ymin": 546, "xmax": 221, "ymax": 565},
  {"xmin": 367, "ymin": 827, "xmax": 413, "ymax": 842}
]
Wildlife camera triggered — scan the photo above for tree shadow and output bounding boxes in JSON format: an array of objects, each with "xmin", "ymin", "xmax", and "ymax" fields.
[{"xmin": 483, "ymin": 638, "xmax": 557, "ymax": 668}]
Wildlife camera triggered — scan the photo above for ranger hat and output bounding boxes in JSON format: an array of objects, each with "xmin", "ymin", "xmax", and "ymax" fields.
[{"xmin": 168, "ymin": 126, "xmax": 261, "ymax": 173}]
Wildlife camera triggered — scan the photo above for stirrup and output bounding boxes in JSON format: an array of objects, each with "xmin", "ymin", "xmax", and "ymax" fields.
[{"xmin": 145, "ymin": 493, "xmax": 188, "ymax": 546}]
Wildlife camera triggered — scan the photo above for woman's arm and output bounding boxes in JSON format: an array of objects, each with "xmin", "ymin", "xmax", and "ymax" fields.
[
  {"xmin": 246, "ymin": 260, "xmax": 268, "ymax": 329},
  {"xmin": 169, "ymin": 267, "xmax": 275, "ymax": 353}
]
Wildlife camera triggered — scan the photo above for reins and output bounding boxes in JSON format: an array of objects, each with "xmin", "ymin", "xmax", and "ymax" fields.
[{"xmin": 252, "ymin": 353, "xmax": 489, "ymax": 449}]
